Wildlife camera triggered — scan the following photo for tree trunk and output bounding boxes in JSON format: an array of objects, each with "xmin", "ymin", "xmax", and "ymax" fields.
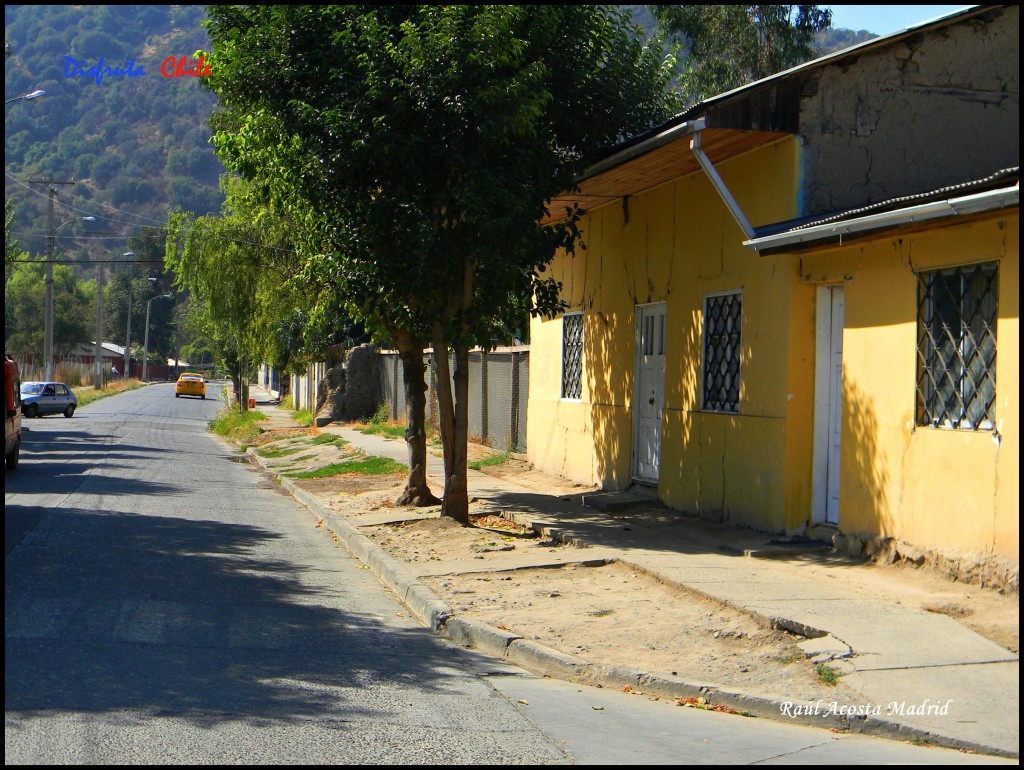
[
  {"xmin": 432, "ymin": 326, "xmax": 455, "ymax": 481},
  {"xmin": 394, "ymin": 334, "xmax": 441, "ymax": 507},
  {"xmin": 433, "ymin": 333, "xmax": 470, "ymax": 525},
  {"xmin": 447, "ymin": 343, "xmax": 471, "ymax": 523}
]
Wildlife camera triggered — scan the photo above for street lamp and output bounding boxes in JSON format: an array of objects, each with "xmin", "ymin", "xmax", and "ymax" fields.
[
  {"xmin": 142, "ymin": 293, "xmax": 173, "ymax": 382},
  {"xmin": 4, "ymin": 89, "xmax": 45, "ymax": 105},
  {"xmin": 44, "ymin": 216, "xmax": 96, "ymax": 380}
]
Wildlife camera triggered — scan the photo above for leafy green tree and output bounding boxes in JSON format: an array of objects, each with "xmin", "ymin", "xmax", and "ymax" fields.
[
  {"xmin": 5, "ymin": 260, "xmax": 44, "ymax": 357},
  {"xmin": 651, "ymin": 5, "xmax": 831, "ymax": 104},
  {"xmin": 102, "ymin": 227, "xmax": 169, "ymax": 371},
  {"xmin": 171, "ymin": 297, "xmax": 217, "ymax": 373},
  {"xmin": 203, "ymin": 5, "xmax": 680, "ymax": 522},
  {"xmin": 165, "ymin": 177, "xmax": 304, "ymax": 407},
  {"xmin": 5, "ymin": 200, "xmax": 22, "ymax": 269},
  {"xmin": 5, "ymin": 257, "xmax": 93, "ymax": 361},
  {"xmin": 52, "ymin": 264, "xmax": 93, "ymax": 357}
]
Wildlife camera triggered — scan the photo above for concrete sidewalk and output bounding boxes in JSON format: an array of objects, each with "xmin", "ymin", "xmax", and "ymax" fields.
[{"xmin": 246, "ymin": 387, "xmax": 1018, "ymax": 758}]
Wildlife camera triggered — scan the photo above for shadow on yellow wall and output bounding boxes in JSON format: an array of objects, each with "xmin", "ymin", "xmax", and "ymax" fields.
[
  {"xmin": 586, "ymin": 308, "xmax": 632, "ymax": 488},
  {"xmin": 839, "ymin": 380, "xmax": 891, "ymax": 539}
]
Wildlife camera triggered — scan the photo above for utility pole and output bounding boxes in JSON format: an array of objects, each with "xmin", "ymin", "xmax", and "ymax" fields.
[
  {"xmin": 87, "ymin": 231, "xmax": 117, "ymax": 390},
  {"xmin": 32, "ymin": 178, "xmax": 77, "ymax": 381},
  {"xmin": 95, "ymin": 260, "xmax": 105, "ymax": 389}
]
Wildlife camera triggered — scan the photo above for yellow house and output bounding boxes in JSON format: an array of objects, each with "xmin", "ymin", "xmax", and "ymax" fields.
[{"xmin": 527, "ymin": 6, "xmax": 1019, "ymax": 585}]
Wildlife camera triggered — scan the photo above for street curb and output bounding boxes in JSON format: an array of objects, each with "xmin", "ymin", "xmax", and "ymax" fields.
[
  {"xmin": 270, "ymin": 467, "xmax": 455, "ymax": 631},
  {"xmin": 248, "ymin": 448, "xmax": 1016, "ymax": 759},
  {"xmin": 442, "ymin": 617, "xmax": 523, "ymax": 659}
]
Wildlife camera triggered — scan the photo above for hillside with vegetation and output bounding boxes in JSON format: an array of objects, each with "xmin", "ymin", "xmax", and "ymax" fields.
[{"xmin": 4, "ymin": 5, "xmax": 224, "ymax": 263}]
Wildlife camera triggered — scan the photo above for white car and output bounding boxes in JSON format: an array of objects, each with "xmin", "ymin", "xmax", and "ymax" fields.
[{"xmin": 20, "ymin": 381, "xmax": 78, "ymax": 418}]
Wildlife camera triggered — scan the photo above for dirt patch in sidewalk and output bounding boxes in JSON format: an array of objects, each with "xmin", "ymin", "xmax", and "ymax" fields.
[
  {"xmin": 251, "ymin": 424, "xmax": 1019, "ymax": 708},
  {"xmin": 350, "ymin": 510, "xmax": 855, "ymax": 704}
]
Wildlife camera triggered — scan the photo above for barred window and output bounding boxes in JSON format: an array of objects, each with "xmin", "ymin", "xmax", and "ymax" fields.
[
  {"xmin": 561, "ymin": 312, "xmax": 583, "ymax": 400},
  {"xmin": 702, "ymin": 291, "xmax": 742, "ymax": 412},
  {"xmin": 916, "ymin": 263, "xmax": 998, "ymax": 430}
]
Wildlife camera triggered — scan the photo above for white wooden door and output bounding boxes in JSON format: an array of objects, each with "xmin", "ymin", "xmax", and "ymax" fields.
[
  {"xmin": 812, "ymin": 286, "xmax": 844, "ymax": 525},
  {"xmin": 633, "ymin": 303, "xmax": 666, "ymax": 483}
]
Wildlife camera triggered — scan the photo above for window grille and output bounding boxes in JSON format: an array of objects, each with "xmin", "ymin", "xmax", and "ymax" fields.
[
  {"xmin": 916, "ymin": 263, "xmax": 998, "ymax": 430},
  {"xmin": 561, "ymin": 312, "xmax": 583, "ymax": 400},
  {"xmin": 702, "ymin": 291, "xmax": 742, "ymax": 412}
]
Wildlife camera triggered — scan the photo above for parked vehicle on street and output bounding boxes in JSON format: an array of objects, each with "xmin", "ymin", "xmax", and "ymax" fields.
[
  {"xmin": 5, "ymin": 352, "xmax": 22, "ymax": 469},
  {"xmin": 175, "ymin": 372, "xmax": 206, "ymax": 399},
  {"xmin": 20, "ymin": 381, "xmax": 78, "ymax": 418}
]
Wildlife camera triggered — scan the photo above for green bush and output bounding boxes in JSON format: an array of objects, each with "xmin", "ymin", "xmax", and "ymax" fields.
[
  {"xmin": 209, "ymin": 406, "xmax": 267, "ymax": 443},
  {"xmin": 370, "ymin": 402, "xmax": 391, "ymax": 424}
]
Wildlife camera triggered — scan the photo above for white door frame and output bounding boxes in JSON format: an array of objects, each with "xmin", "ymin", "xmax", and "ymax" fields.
[
  {"xmin": 632, "ymin": 302, "xmax": 667, "ymax": 484},
  {"xmin": 812, "ymin": 285, "xmax": 844, "ymax": 525}
]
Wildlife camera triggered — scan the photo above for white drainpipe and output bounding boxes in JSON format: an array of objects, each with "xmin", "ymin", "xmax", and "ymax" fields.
[{"xmin": 689, "ymin": 122, "xmax": 756, "ymax": 240}]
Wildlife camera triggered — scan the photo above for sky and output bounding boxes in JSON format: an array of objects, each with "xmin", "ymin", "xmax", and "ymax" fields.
[{"xmin": 826, "ymin": 5, "xmax": 975, "ymax": 35}]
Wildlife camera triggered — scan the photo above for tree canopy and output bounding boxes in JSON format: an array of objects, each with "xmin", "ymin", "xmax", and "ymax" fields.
[
  {"xmin": 165, "ymin": 177, "xmax": 305, "ymax": 404},
  {"xmin": 5, "ymin": 258, "xmax": 93, "ymax": 362},
  {"xmin": 204, "ymin": 5, "xmax": 679, "ymax": 344},
  {"xmin": 651, "ymin": 5, "xmax": 832, "ymax": 104},
  {"xmin": 201, "ymin": 5, "xmax": 682, "ymax": 521}
]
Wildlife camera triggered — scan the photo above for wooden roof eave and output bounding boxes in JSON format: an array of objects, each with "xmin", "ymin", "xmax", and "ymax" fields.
[{"xmin": 541, "ymin": 127, "xmax": 790, "ymax": 226}]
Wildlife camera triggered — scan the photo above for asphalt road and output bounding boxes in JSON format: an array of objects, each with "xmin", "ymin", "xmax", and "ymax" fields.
[{"xmin": 5, "ymin": 384, "xmax": 1011, "ymax": 764}]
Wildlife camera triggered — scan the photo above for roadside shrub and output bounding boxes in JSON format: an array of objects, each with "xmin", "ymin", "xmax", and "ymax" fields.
[{"xmin": 209, "ymin": 406, "xmax": 267, "ymax": 443}]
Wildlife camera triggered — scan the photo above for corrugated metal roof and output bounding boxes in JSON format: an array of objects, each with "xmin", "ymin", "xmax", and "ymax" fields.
[
  {"xmin": 744, "ymin": 170, "xmax": 1018, "ymax": 253},
  {"xmin": 754, "ymin": 168, "xmax": 1019, "ymax": 238}
]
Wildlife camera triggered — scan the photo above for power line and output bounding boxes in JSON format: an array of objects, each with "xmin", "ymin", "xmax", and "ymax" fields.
[
  {"xmin": 7, "ymin": 171, "xmax": 168, "ymax": 227},
  {"xmin": 8, "ymin": 172, "xmax": 297, "ymax": 254},
  {"xmin": 9, "ymin": 258, "xmax": 166, "ymax": 264}
]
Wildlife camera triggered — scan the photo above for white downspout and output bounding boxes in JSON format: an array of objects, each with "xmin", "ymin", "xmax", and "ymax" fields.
[{"xmin": 689, "ymin": 122, "xmax": 756, "ymax": 240}]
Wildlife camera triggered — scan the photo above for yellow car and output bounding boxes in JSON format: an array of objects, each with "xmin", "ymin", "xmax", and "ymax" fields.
[{"xmin": 175, "ymin": 373, "xmax": 207, "ymax": 399}]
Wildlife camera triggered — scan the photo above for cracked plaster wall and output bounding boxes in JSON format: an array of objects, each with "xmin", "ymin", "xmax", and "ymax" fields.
[{"xmin": 799, "ymin": 6, "xmax": 1018, "ymax": 217}]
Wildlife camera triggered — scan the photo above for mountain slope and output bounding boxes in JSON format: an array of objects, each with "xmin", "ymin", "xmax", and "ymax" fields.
[{"xmin": 4, "ymin": 5, "xmax": 224, "ymax": 261}]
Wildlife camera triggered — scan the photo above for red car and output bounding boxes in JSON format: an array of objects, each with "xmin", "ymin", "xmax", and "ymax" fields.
[{"xmin": 5, "ymin": 352, "xmax": 22, "ymax": 470}]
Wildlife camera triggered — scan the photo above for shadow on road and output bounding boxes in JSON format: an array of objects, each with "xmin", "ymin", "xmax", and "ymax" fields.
[{"xmin": 6, "ymin": 505, "xmax": 472, "ymax": 728}]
